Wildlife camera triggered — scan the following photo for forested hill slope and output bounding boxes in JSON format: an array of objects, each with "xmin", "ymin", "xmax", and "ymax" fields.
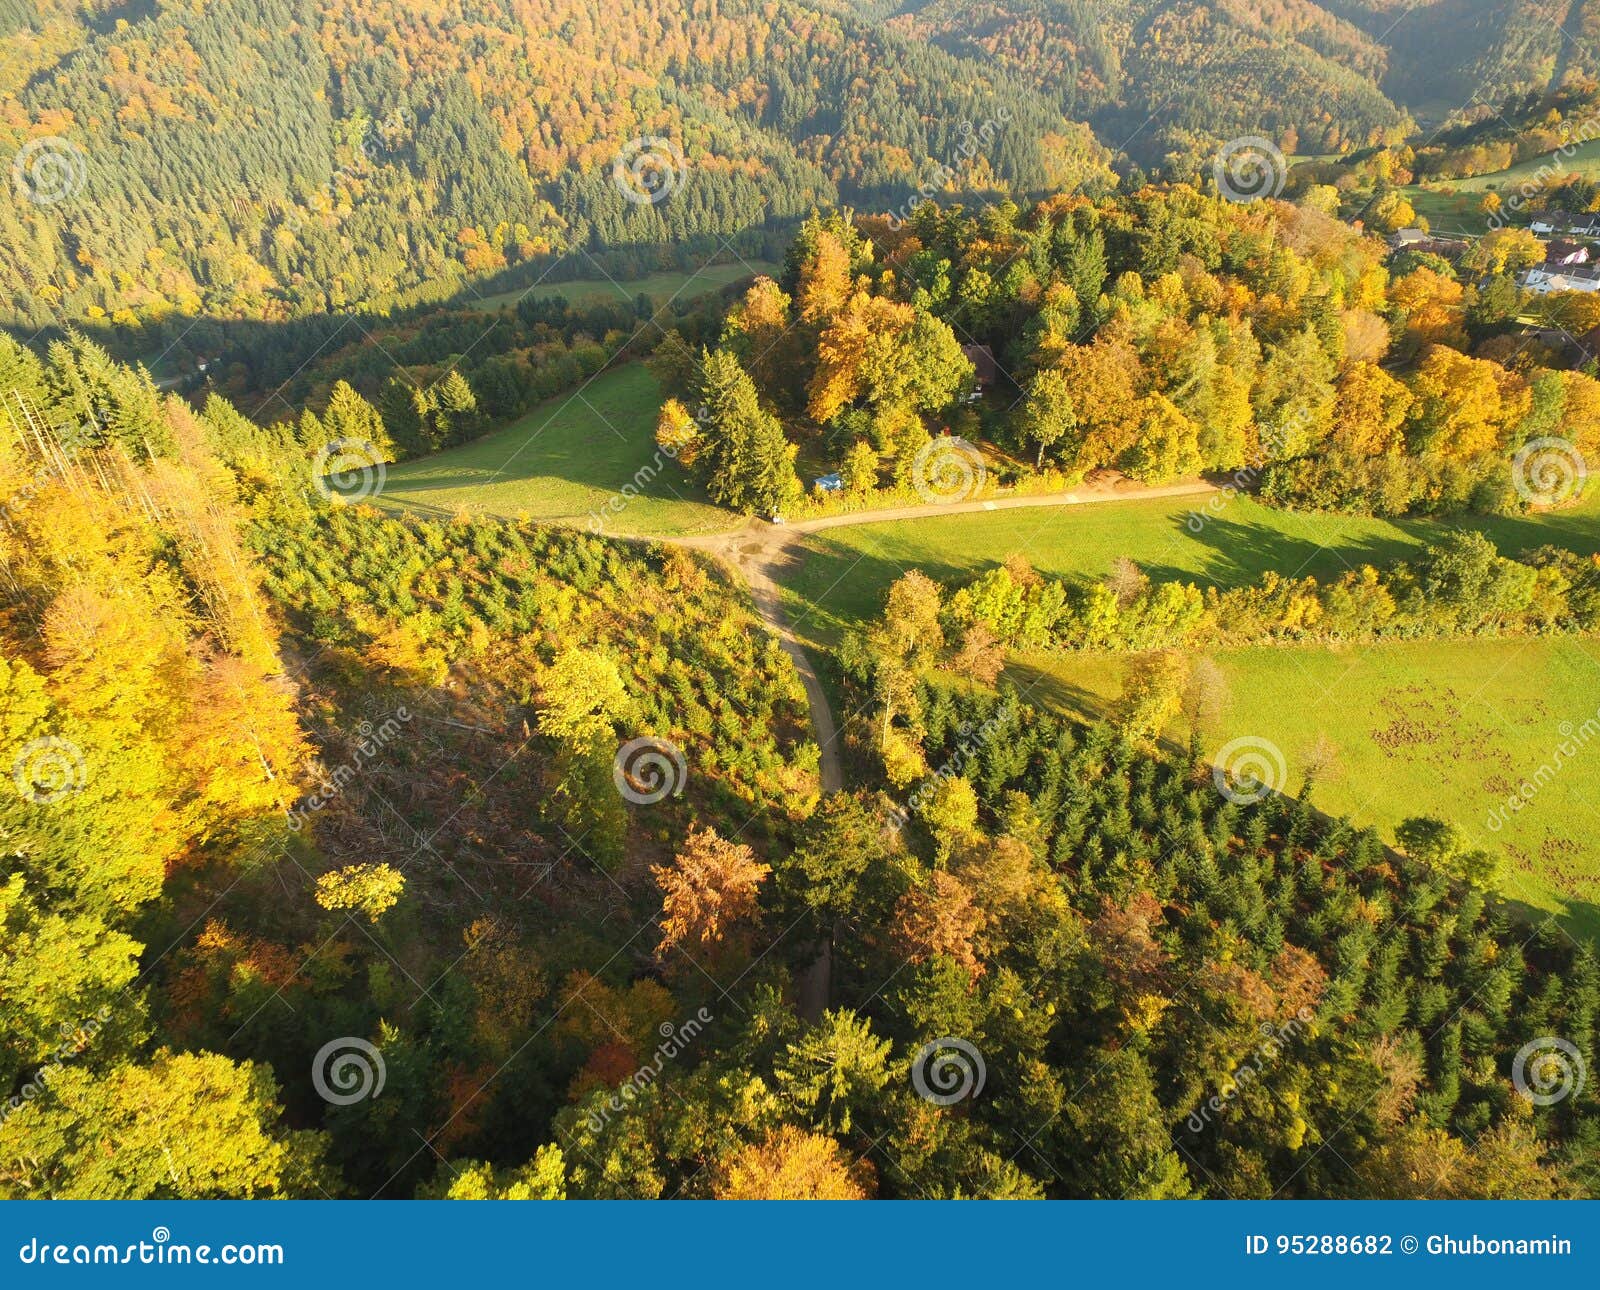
[
  {"xmin": 5, "ymin": 0, "xmax": 1589, "ymax": 334},
  {"xmin": 879, "ymin": 0, "xmax": 1411, "ymax": 168},
  {"xmin": 875, "ymin": 0, "xmax": 1600, "ymax": 166},
  {"xmin": 1325, "ymin": 0, "xmax": 1600, "ymax": 113},
  {"xmin": 0, "ymin": 0, "xmax": 1111, "ymax": 331}
]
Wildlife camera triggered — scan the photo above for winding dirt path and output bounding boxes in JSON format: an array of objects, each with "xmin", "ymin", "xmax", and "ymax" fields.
[
  {"xmin": 668, "ymin": 475, "xmax": 1221, "ymax": 1019},
  {"xmin": 671, "ymin": 474, "xmax": 1220, "ymax": 795}
]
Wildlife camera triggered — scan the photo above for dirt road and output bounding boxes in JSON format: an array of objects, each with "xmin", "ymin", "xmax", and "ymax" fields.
[{"xmin": 668, "ymin": 476, "xmax": 1221, "ymax": 1020}]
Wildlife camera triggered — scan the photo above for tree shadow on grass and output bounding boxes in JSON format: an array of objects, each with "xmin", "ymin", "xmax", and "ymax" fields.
[
  {"xmin": 1171, "ymin": 510, "xmax": 1419, "ymax": 587},
  {"xmin": 1502, "ymin": 893, "xmax": 1600, "ymax": 944},
  {"xmin": 1003, "ymin": 657, "xmax": 1110, "ymax": 724}
]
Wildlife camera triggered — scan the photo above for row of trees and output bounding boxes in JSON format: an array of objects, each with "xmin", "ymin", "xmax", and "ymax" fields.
[{"xmin": 921, "ymin": 533, "xmax": 1600, "ymax": 656}]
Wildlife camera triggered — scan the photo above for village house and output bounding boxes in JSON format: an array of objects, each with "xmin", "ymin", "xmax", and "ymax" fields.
[
  {"xmin": 1520, "ymin": 263, "xmax": 1600, "ymax": 294},
  {"xmin": 1544, "ymin": 238, "xmax": 1593, "ymax": 267}
]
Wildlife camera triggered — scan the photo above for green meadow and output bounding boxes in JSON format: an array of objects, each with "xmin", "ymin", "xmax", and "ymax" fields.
[
  {"xmin": 1007, "ymin": 637, "xmax": 1600, "ymax": 936},
  {"xmin": 377, "ymin": 363, "xmax": 733, "ymax": 536},
  {"xmin": 468, "ymin": 260, "xmax": 779, "ymax": 313},
  {"xmin": 778, "ymin": 492, "xmax": 1600, "ymax": 648}
]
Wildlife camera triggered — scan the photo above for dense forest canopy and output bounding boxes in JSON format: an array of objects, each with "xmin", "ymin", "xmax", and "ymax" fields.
[
  {"xmin": 3, "ymin": 0, "xmax": 1599, "ymax": 1206},
  {"xmin": 0, "ymin": 0, "xmax": 1113, "ymax": 331},
  {"xmin": 4, "ymin": 0, "xmax": 1591, "ymax": 338}
]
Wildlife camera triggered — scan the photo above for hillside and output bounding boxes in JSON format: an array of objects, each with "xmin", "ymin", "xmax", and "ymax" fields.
[
  {"xmin": 879, "ymin": 0, "xmax": 1413, "ymax": 168},
  {"xmin": 8, "ymin": 0, "xmax": 1589, "ymax": 337},
  {"xmin": 1327, "ymin": 0, "xmax": 1600, "ymax": 114},
  {"xmin": 0, "ymin": 0, "xmax": 1112, "ymax": 331}
]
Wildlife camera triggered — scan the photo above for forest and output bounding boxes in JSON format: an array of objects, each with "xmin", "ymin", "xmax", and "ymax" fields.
[
  {"xmin": 3, "ymin": 0, "xmax": 1599, "ymax": 1206},
  {"xmin": 635, "ymin": 187, "xmax": 1598, "ymax": 525},
  {"xmin": 2, "ymin": 169, "xmax": 1598, "ymax": 1195},
  {"xmin": 0, "ymin": 0, "xmax": 1110, "ymax": 335},
  {"xmin": 6, "ymin": 0, "xmax": 1593, "ymax": 347}
]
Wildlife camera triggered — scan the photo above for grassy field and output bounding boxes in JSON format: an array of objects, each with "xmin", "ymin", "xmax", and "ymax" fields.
[
  {"xmin": 377, "ymin": 363, "xmax": 734, "ymax": 536},
  {"xmin": 1007, "ymin": 638, "xmax": 1600, "ymax": 936},
  {"xmin": 779, "ymin": 491, "xmax": 1600, "ymax": 648},
  {"xmin": 1397, "ymin": 137, "xmax": 1600, "ymax": 235},
  {"xmin": 469, "ymin": 260, "xmax": 779, "ymax": 313}
]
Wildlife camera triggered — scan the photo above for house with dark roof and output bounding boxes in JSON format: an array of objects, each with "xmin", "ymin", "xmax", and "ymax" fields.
[
  {"xmin": 961, "ymin": 344, "xmax": 998, "ymax": 391},
  {"xmin": 1544, "ymin": 239, "xmax": 1592, "ymax": 267},
  {"xmin": 1531, "ymin": 213, "xmax": 1600, "ymax": 238}
]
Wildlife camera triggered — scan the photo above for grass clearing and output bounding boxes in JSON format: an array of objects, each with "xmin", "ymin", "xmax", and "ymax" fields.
[
  {"xmin": 1007, "ymin": 638, "xmax": 1600, "ymax": 937},
  {"xmin": 469, "ymin": 260, "xmax": 779, "ymax": 313},
  {"xmin": 780, "ymin": 490, "xmax": 1600, "ymax": 931},
  {"xmin": 1397, "ymin": 137, "xmax": 1600, "ymax": 234},
  {"xmin": 779, "ymin": 491, "xmax": 1600, "ymax": 648},
  {"xmin": 377, "ymin": 363, "xmax": 734, "ymax": 536}
]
